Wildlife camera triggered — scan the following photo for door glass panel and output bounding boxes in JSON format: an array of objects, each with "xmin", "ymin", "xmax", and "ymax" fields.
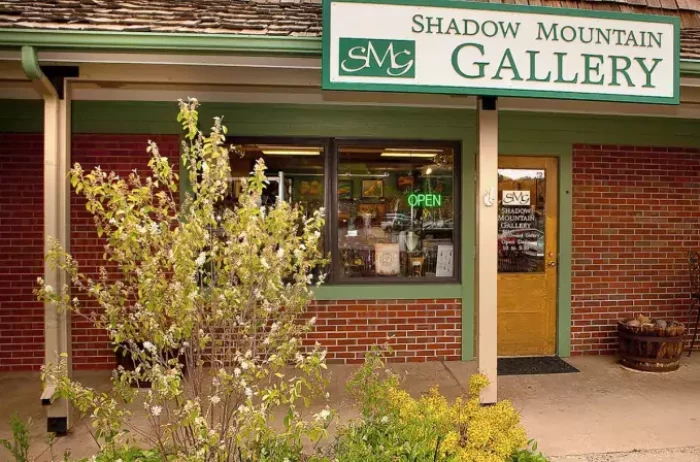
[{"xmin": 498, "ymin": 168, "xmax": 545, "ymax": 273}]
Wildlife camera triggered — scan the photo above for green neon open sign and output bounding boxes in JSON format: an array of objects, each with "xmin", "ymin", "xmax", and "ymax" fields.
[{"xmin": 407, "ymin": 193, "xmax": 442, "ymax": 208}]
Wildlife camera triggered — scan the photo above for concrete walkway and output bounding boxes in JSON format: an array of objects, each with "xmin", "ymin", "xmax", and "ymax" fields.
[
  {"xmin": 551, "ymin": 446, "xmax": 700, "ymax": 462},
  {"xmin": 2, "ymin": 355, "xmax": 700, "ymax": 461}
]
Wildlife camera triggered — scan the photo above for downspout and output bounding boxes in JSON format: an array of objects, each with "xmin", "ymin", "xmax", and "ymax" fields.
[{"xmin": 21, "ymin": 45, "xmax": 73, "ymax": 435}]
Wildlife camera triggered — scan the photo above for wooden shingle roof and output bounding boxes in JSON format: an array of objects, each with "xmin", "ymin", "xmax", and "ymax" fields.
[{"xmin": 0, "ymin": 0, "xmax": 699, "ymax": 58}]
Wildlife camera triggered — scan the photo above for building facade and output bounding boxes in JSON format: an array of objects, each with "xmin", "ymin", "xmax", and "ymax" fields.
[{"xmin": 0, "ymin": 0, "xmax": 699, "ymax": 410}]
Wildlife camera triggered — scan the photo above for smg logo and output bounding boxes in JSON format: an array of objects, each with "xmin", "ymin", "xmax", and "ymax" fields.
[{"xmin": 339, "ymin": 38, "xmax": 415, "ymax": 78}]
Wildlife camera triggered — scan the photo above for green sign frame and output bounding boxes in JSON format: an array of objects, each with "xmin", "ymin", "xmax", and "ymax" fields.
[{"xmin": 321, "ymin": 0, "xmax": 681, "ymax": 105}]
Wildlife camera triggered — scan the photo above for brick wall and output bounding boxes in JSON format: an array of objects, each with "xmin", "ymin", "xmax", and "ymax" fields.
[
  {"xmin": 571, "ymin": 144, "xmax": 700, "ymax": 355},
  {"xmin": 306, "ymin": 298, "xmax": 462, "ymax": 363},
  {"xmin": 0, "ymin": 134, "xmax": 44, "ymax": 371},
  {"xmin": 70, "ymin": 134, "xmax": 181, "ymax": 369}
]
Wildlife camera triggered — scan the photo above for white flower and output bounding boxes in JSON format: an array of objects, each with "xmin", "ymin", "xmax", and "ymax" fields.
[
  {"xmin": 72, "ymin": 297, "xmax": 79, "ymax": 304},
  {"xmin": 195, "ymin": 252, "xmax": 206, "ymax": 267},
  {"xmin": 234, "ymin": 368, "xmax": 241, "ymax": 377},
  {"xmin": 143, "ymin": 341, "xmax": 157, "ymax": 353},
  {"xmin": 309, "ymin": 316, "xmax": 317, "ymax": 326},
  {"xmin": 320, "ymin": 409, "xmax": 331, "ymax": 420},
  {"xmin": 151, "ymin": 405, "xmax": 162, "ymax": 417},
  {"xmin": 276, "ymin": 248, "xmax": 285, "ymax": 258},
  {"xmin": 244, "ymin": 387, "xmax": 253, "ymax": 398},
  {"xmin": 44, "ymin": 285, "xmax": 53, "ymax": 294},
  {"xmin": 261, "ymin": 258, "xmax": 269, "ymax": 269},
  {"xmin": 209, "ymin": 395, "xmax": 221, "ymax": 405},
  {"xmin": 381, "ymin": 416, "xmax": 389, "ymax": 424}
]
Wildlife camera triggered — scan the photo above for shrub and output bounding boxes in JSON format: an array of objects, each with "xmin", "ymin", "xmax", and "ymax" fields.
[
  {"xmin": 37, "ymin": 99, "xmax": 330, "ymax": 461},
  {"xmin": 511, "ymin": 441, "xmax": 549, "ymax": 462},
  {"xmin": 0, "ymin": 414, "xmax": 31, "ymax": 462},
  {"xmin": 332, "ymin": 350, "xmax": 535, "ymax": 462}
]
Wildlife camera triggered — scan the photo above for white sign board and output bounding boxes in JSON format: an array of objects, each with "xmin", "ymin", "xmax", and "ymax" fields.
[
  {"xmin": 322, "ymin": 0, "xmax": 680, "ymax": 104},
  {"xmin": 502, "ymin": 190, "xmax": 531, "ymax": 206},
  {"xmin": 436, "ymin": 244, "xmax": 454, "ymax": 278}
]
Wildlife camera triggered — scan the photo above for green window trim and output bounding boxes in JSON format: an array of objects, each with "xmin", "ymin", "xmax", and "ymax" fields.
[{"xmin": 224, "ymin": 136, "xmax": 464, "ymax": 286}]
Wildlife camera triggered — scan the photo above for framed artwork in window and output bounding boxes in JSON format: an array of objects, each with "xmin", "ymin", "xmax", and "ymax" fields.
[
  {"xmin": 338, "ymin": 180, "xmax": 353, "ymax": 200},
  {"xmin": 375, "ymin": 243, "xmax": 400, "ymax": 276},
  {"xmin": 397, "ymin": 175, "xmax": 414, "ymax": 190},
  {"xmin": 299, "ymin": 179, "xmax": 322, "ymax": 197},
  {"xmin": 361, "ymin": 179, "xmax": 384, "ymax": 198}
]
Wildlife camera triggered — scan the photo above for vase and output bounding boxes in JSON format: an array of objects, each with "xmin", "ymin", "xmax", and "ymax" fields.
[
  {"xmin": 406, "ymin": 231, "xmax": 419, "ymax": 252},
  {"xmin": 398, "ymin": 231, "xmax": 407, "ymax": 251}
]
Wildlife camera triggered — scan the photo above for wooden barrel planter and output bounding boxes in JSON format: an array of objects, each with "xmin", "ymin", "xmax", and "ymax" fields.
[{"xmin": 618, "ymin": 320, "xmax": 686, "ymax": 372}]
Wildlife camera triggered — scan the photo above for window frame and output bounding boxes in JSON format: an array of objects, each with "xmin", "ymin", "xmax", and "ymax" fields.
[
  {"xmin": 331, "ymin": 137, "xmax": 461, "ymax": 285},
  {"xmin": 226, "ymin": 136, "xmax": 462, "ymax": 285}
]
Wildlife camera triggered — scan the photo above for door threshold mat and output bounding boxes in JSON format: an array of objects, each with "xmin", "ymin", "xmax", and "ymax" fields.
[{"xmin": 497, "ymin": 357, "xmax": 580, "ymax": 376}]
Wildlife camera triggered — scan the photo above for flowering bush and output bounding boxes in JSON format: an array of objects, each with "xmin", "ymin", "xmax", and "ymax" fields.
[
  {"xmin": 32, "ymin": 98, "xmax": 547, "ymax": 462},
  {"xmin": 37, "ymin": 99, "xmax": 331, "ymax": 461},
  {"xmin": 330, "ymin": 350, "xmax": 542, "ymax": 462}
]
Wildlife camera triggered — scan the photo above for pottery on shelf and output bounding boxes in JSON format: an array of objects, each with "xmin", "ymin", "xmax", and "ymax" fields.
[{"xmin": 406, "ymin": 231, "xmax": 419, "ymax": 252}]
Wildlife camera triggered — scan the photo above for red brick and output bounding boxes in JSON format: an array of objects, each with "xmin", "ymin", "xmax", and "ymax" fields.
[
  {"xmin": 0, "ymin": 134, "xmax": 44, "ymax": 371},
  {"xmin": 572, "ymin": 145, "xmax": 700, "ymax": 355},
  {"xmin": 306, "ymin": 298, "xmax": 462, "ymax": 363},
  {"xmin": 69, "ymin": 134, "xmax": 180, "ymax": 370}
]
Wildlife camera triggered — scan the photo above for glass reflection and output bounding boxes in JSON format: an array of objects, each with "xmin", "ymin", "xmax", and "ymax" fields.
[
  {"xmin": 337, "ymin": 145, "xmax": 456, "ymax": 280},
  {"xmin": 498, "ymin": 168, "xmax": 545, "ymax": 273}
]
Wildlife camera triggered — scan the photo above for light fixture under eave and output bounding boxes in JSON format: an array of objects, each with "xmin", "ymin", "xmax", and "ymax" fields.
[
  {"xmin": 262, "ymin": 149, "xmax": 322, "ymax": 156},
  {"xmin": 380, "ymin": 152, "xmax": 437, "ymax": 158}
]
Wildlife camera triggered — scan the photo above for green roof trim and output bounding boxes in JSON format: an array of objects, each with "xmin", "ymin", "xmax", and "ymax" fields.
[
  {"xmin": 681, "ymin": 59, "xmax": 700, "ymax": 75},
  {"xmin": 0, "ymin": 29, "xmax": 322, "ymax": 55},
  {"xmin": 0, "ymin": 28, "xmax": 698, "ymax": 76},
  {"xmin": 20, "ymin": 45, "xmax": 43, "ymax": 80}
]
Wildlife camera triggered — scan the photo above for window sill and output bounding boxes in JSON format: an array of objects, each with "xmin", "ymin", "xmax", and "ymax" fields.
[{"xmin": 312, "ymin": 283, "xmax": 463, "ymax": 301}]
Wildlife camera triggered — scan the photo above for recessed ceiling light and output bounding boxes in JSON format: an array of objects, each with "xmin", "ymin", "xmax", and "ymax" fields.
[
  {"xmin": 262, "ymin": 149, "xmax": 321, "ymax": 156},
  {"xmin": 380, "ymin": 152, "xmax": 437, "ymax": 158}
]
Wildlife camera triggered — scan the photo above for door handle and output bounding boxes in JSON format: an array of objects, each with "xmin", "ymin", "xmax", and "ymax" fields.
[{"xmin": 547, "ymin": 260, "xmax": 557, "ymax": 268}]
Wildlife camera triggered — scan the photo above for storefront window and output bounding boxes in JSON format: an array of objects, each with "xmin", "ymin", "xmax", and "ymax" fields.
[
  {"xmin": 335, "ymin": 142, "xmax": 458, "ymax": 281},
  {"xmin": 224, "ymin": 141, "xmax": 326, "ymax": 218},
  {"xmin": 497, "ymin": 168, "xmax": 545, "ymax": 273},
  {"xmin": 224, "ymin": 138, "xmax": 460, "ymax": 284},
  {"xmin": 223, "ymin": 140, "xmax": 328, "ymax": 271}
]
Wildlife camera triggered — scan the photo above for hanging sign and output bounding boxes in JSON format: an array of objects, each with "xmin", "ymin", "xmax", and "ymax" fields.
[
  {"xmin": 322, "ymin": 0, "xmax": 680, "ymax": 104},
  {"xmin": 407, "ymin": 193, "xmax": 442, "ymax": 207}
]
